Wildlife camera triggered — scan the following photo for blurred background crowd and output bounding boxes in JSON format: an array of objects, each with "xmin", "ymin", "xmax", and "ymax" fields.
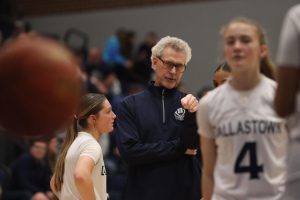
[
  {"xmin": 0, "ymin": 0, "xmax": 298, "ymax": 199},
  {"xmin": 0, "ymin": 20, "xmax": 161, "ymax": 200}
]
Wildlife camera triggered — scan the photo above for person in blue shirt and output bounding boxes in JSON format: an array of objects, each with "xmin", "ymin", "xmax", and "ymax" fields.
[
  {"xmin": 102, "ymin": 29, "xmax": 133, "ymax": 93},
  {"xmin": 102, "ymin": 29, "xmax": 129, "ymax": 68}
]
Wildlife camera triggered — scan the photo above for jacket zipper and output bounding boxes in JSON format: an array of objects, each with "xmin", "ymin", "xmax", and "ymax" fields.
[{"xmin": 162, "ymin": 89, "xmax": 165, "ymax": 124}]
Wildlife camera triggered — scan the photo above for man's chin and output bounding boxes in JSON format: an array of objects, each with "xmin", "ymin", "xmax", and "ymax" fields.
[{"xmin": 163, "ymin": 82, "xmax": 177, "ymax": 89}]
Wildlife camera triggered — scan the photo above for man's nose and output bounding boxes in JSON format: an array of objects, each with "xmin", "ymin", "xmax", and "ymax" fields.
[{"xmin": 170, "ymin": 66, "xmax": 176, "ymax": 73}]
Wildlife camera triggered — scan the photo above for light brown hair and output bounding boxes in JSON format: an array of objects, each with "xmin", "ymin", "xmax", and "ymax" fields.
[{"xmin": 53, "ymin": 93, "xmax": 106, "ymax": 192}]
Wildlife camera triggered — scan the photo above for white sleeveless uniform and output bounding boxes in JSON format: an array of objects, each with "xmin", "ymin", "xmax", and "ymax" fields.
[
  {"xmin": 197, "ymin": 76, "xmax": 288, "ymax": 200},
  {"xmin": 58, "ymin": 132, "xmax": 108, "ymax": 200},
  {"xmin": 277, "ymin": 4, "xmax": 300, "ymax": 200}
]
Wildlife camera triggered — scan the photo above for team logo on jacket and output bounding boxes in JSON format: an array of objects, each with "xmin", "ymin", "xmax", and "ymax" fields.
[{"xmin": 174, "ymin": 108, "xmax": 185, "ymax": 121}]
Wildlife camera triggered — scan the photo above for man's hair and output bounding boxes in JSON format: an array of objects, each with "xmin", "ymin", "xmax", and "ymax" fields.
[{"xmin": 151, "ymin": 36, "xmax": 192, "ymax": 65}]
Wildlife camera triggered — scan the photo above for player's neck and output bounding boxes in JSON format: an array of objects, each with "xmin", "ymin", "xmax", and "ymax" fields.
[
  {"xmin": 83, "ymin": 128, "xmax": 101, "ymax": 141},
  {"xmin": 230, "ymin": 72, "xmax": 261, "ymax": 91}
]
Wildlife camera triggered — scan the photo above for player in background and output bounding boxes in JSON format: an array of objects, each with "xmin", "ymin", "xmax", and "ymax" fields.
[
  {"xmin": 274, "ymin": 4, "xmax": 300, "ymax": 200},
  {"xmin": 197, "ymin": 17, "xmax": 287, "ymax": 200},
  {"xmin": 50, "ymin": 93, "xmax": 116, "ymax": 200}
]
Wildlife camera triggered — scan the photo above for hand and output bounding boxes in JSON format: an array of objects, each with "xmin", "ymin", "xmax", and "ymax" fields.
[
  {"xmin": 181, "ymin": 94, "xmax": 198, "ymax": 113},
  {"xmin": 185, "ymin": 148, "xmax": 197, "ymax": 156},
  {"xmin": 46, "ymin": 191, "xmax": 57, "ymax": 200}
]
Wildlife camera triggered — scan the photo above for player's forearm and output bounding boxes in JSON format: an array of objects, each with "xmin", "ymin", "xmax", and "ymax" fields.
[
  {"xmin": 202, "ymin": 171, "xmax": 214, "ymax": 200},
  {"xmin": 75, "ymin": 173, "xmax": 96, "ymax": 200}
]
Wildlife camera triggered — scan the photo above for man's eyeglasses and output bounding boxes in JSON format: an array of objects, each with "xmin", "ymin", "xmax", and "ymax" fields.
[{"xmin": 157, "ymin": 57, "xmax": 186, "ymax": 73}]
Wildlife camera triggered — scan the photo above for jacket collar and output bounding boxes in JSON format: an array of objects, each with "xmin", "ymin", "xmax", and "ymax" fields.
[{"xmin": 147, "ymin": 81, "xmax": 178, "ymax": 97}]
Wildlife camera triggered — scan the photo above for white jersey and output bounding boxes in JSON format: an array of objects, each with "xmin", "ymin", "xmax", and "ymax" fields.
[
  {"xmin": 197, "ymin": 76, "xmax": 288, "ymax": 200},
  {"xmin": 277, "ymin": 5, "xmax": 300, "ymax": 199},
  {"xmin": 58, "ymin": 132, "xmax": 107, "ymax": 200},
  {"xmin": 277, "ymin": 4, "xmax": 300, "ymax": 68}
]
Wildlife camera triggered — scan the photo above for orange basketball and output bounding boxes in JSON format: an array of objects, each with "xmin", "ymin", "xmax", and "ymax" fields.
[{"xmin": 0, "ymin": 35, "xmax": 83, "ymax": 136}]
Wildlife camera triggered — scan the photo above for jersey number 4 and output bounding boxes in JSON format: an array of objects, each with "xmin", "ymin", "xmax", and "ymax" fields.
[{"xmin": 234, "ymin": 142, "xmax": 264, "ymax": 179}]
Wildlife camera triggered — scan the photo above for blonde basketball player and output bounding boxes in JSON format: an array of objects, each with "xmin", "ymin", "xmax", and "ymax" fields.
[
  {"xmin": 50, "ymin": 93, "xmax": 116, "ymax": 200},
  {"xmin": 197, "ymin": 17, "xmax": 288, "ymax": 200}
]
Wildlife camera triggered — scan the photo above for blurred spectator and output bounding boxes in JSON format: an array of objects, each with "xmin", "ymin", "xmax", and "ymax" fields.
[
  {"xmin": 213, "ymin": 62, "xmax": 231, "ymax": 87},
  {"xmin": 0, "ymin": 15, "xmax": 14, "ymax": 43},
  {"xmin": 9, "ymin": 139, "xmax": 55, "ymax": 200},
  {"xmin": 196, "ymin": 85, "xmax": 213, "ymax": 99},
  {"xmin": 0, "ymin": 131, "xmax": 29, "ymax": 167},
  {"xmin": 47, "ymin": 137, "xmax": 58, "ymax": 173},
  {"xmin": 68, "ymin": 46, "xmax": 85, "ymax": 67},
  {"xmin": 0, "ymin": 163, "xmax": 11, "ymax": 200},
  {"xmin": 88, "ymin": 68, "xmax": 120, "ymax": 99},
  {"xmin": 110, "ymin": 82, "xmax": 144, "ymax": 115},
  {"xmin": 130, "ymin": 32, "xmax": 158, "ymax": 85},
  {"xmin": 85, "ymin": 47, "xmax": 107, "ymax": 77},
  {"xmin": 11, "ymin": 20, "xmax": 31, "ymax": 38},
  {"xmin": 0, "ymin": 30, "xmax": 3, "ymax": 46},
  {"xmin": 120, "ymin": 30, "xmax": 136, "ymax": 90},
  {"xmin": 63, "ymin": 27, "xmax": 88, "ymax": 63},
  {"xmin": 0, "ymin": 19, "xmax": 33, "ymax": 44},
  {"xmin": 102, "ymin": 28, "xmax": 132, "ymax": 69},
  {"xmin": 102, "ymin": 29, "xmax": 133, "ymax": 94},
  {"xmin": 121, "ymin": 31, "xmax": 136, "ymax": 60},
  {"xmin": 68, "ymin": 45, "xmax": 90, "ymax": 94},
  {"xmin": 137, "ymin": 32, "xmax": 158, "ymax": 60}
]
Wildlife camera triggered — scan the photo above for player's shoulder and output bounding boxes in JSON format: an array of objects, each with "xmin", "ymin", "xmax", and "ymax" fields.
[
  {"xmin": 77, "ymin": 132, "xmax": 99, "ymax": 145},
  {"xmin": 288, "ymin": 4, "xmax": 300, "ymax": 17},
  {"xmin": 200, "ymin": 82, "xmax": 228, "ymax": 106},
  {"xmin": 261, "ymin": 75, "xmax": 277, "ymax": 91}
]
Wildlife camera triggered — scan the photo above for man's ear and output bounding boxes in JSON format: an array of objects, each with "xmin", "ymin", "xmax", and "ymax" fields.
[{"xmin": 152, "ymin": 57, "xmax": 158, "ymax": 71}]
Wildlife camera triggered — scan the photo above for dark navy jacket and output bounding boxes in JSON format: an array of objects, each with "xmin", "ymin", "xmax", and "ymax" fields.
[
  {"xmin": 10, "ymin": 153, "xmax": 51, "ymax": 194},
  {"xmin": 115, "ymin": 82, "xmax": 200, "ymax": 200}
]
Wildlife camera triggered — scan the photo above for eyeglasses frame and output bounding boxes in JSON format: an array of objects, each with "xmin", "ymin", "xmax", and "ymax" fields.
[{"xmin": 156, "ymin": 56, "xmax": 186, "ymax": 73}]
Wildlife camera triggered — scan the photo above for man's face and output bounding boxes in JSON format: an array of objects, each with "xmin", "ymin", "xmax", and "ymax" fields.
[
  {"xmin": 30, "ymin": 141, "xmax": 47, "ymax": 161},
  {"xmin": 152, "ymin": 47, "xmax": 186, "ymax": 89}
]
